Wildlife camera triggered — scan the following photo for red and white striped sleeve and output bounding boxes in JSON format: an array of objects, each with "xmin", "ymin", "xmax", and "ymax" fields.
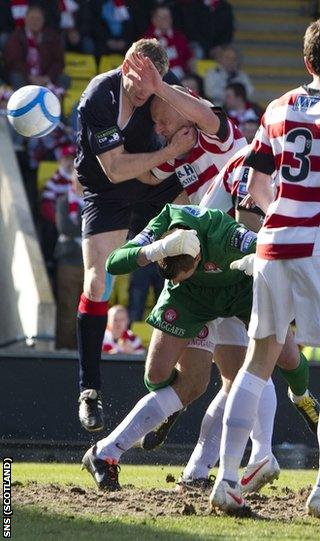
[{"xmin": 199, "ymin": 118, "xmax": 234, "ymax": 154}]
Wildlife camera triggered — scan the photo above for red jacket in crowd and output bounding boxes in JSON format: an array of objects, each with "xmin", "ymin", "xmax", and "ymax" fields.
[
  {"xmin": 4, "ymin": 27, "xmax": 65, "ymax": 83},
  {"xmin": 143, "ymin": 25, "xmax": 192, "ymax": 78}
]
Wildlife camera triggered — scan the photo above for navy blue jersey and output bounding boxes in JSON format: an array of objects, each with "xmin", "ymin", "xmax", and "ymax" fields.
[{"xmin": 75, "ymin": 67, "xmax": 170, "ymax": 199}]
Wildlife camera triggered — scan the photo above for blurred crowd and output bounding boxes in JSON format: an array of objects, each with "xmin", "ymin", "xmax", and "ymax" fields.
[{"xmin": 0, "ymin": 0, "xmax": 264, "ymax": 352}]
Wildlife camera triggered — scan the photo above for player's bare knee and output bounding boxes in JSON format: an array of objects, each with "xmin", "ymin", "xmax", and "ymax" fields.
[
  {"xmin": 174, "ymin": 378, "xmax": 208, "ymax": 406},
  {"xmin": 277, "ymin": 343, "xmax": 300, "ymax": 370},
  {"xmin": 144, "ymin": 365, "xmax": 172, "ymax": 385},
  {"xmin": 84, "ymin": 272, "xmax": 106, "ymax": 300}
]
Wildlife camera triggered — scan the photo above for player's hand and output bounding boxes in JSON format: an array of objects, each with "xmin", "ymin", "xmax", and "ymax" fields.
[
  {"xmin": 144, "ymin": 229, "xmax": 200, "ymax": 262},
  {"xmin": 167, "ymin": 127, "xmax": 197, "ymax": 158},
  {"xmin": 239, "ymin": 194, "xmax": 256, "ymax": 209},
  {"xmin": 230, "ymin": 254, "xmax": 255, "ymax": 276},
  {"xmin": 125, "ymin": 53, "xmax": 162, "ymax": 95},
  {"xmin": 162, "ymin": 229, "xmax": 200, "ymax": 257}
]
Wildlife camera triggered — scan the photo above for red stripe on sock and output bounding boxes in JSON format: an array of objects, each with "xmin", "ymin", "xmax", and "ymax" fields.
[{"xmin": 78, "ymin": 294, "xmax": 108, "ymax": 316}]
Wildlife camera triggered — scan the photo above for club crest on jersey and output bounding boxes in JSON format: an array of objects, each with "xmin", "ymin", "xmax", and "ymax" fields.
[
  {"xmin": 293, "ymin": 94, "xmax": 320, "ymax": 111},
  {"xmin": 175, "ymin": 163, "xmax": 198, "ymax": 188},
  {"xmin": 197, "ymin": 325, "xmax": 209, "ymax": 339},
  {"xmin": 133, "ymin": 228, "xmax": 156, "ymax": 246},
  {"xmin": 164, "ymin": 308, "xmax": 178, "ymax": 323},
  {"xmin": 204, "ymin": 261, "xmax": 222, "ymax": 273}
]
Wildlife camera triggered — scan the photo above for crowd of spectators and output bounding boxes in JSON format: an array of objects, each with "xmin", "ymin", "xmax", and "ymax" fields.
[{"xmin": 0, "ymin": 0, "xmax": 264, "ymax": 352}]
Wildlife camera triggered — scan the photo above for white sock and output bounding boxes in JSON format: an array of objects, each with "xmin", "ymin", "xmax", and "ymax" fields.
[
  {"xmin": 248, "ymin": 378, "xmax": 277, "ymax": 464},
  {"xmin": 218, "ymin": 369, "xmax": 267, "ymax": 483},
  {"xmin": 96, "ymin": 387, "xmax": 183, "ymax": 461},
  {"xmin": 182, "ymin": 390, "xmax": 228, "ymax": 480}
]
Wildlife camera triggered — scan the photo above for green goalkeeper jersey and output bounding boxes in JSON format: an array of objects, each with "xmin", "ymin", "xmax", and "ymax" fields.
[{"xmin": 106, "ymin": 204, "xmax": 256, "ymax": 288}]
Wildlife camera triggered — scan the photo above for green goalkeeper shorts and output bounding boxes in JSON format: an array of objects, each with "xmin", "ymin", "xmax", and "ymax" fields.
[{"xmin": 146, "ymin": 276, "xmax": 253, "ymax": 339}]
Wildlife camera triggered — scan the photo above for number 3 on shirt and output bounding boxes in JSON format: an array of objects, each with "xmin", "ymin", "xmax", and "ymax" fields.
[{"xmin": 281, "ymin": 127, "xmax": 313, "ymax": 182}]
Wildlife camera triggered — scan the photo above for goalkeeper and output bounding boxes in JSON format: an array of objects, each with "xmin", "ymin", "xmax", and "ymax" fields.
[{"xmin": 82, "ymin": 203, "xmax": 297, "ymax": 490}]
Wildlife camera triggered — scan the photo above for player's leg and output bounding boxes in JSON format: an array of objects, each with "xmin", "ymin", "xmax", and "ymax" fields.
[
  {"xmin": 180, "ymin": 327, "xmax": 279, "ymax": 493},
  {"xmin": 180, "ymin": 343, "xmax": 244, "ymax": 486},
  {"xmin": 78, "ymin": 228, "xmax": 128, "ymax": 431},
  {"xmin": 140, "ymin": 322, "xmax": 216, "ymax": 451},
  {"xmin": 140, "ymin": 282, "xmax": 221, "ymax": 449},
  {"xmin": 82, "ymin": 282, "xmax": 217, "ymax": 491},
  {"xmin": 277, "ymin": 328, "xmax": 319, "ymax": 434},
  {"xmin": 82, "ymin": 329, "xmax": 190, "ymax": 490},
  {"xmin": 287, "ymin": 255, "xmax": 320, "ymax": 517},
  {"xmin": 241, "ymin": 377, "xmax": 279, "ymax": 494},
  {"xmin": 210, "ymin": 258, "xmax": 292, "ymax": 511},
  {"xmin": 209, "ymin": 335, "xmax": 283, "ymax": 510},
  {"xmin": 307, "ymin": 417, "xmax": 320, "ymax": 517}
]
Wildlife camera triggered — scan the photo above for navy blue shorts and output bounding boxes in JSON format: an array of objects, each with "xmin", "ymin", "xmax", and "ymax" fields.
[{"xmin": 81, "ymin": 175, "xmax": 183, "ymax": 238}]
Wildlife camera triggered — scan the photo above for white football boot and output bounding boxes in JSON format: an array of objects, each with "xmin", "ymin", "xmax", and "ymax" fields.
[
  {"xmin": 210, "ymin": 479, "xmax": 245, "ymax": 511},
  {"xmin": 240, "ymin": 455, "xmax": 280, "ymax": 494},
  {"xmin": 306, "ymin": 485, "xmax": 320, "ymax": 517}
]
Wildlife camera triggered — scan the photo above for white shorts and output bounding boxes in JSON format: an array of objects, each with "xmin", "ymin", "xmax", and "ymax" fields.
[
  {"xmin": 188, "ymin": 317, "xmax": 249, "ymax": 354},
  {"xmin": 248, "ymin": 255, "xmax": 320, "ymax": 346}
]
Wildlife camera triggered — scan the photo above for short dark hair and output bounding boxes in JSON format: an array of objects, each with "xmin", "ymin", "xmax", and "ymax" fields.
[
  {"xmin": 304, "ymin": 19, "xmax": 320, "ymax": 76},
  {"xmin": 226, "ymin": 82, "xmax": 247, "ymax": 101},
  {"xmin": 157, "ymin": 254, "xmax": 195, "ymax": 280},
  {"xmin": 126, "ymin": 38, "xmax": 169, "ymax": 76}
]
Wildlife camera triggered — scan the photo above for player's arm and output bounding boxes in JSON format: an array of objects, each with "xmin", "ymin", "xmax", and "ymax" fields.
[
  {"xmin": 97, "ymin": 127, "xmax": 196, "ymax": 183},
  {"xmin": 106, "ymin": 205, "xmax": 200, "ymax": 274},
  {"xmin": 82, "ymin": 86, "xmax": 195, "ymax": 184},
  {"xmin": 244, "ymin": 110, "xmax": 276, "ymax": 214},
  {"xmin": 125, "ymin": 53, "xmax": 220, "ymax": 135},
  {"xmin": 246, "ymin": 169, "xmax": 274, "ymax": 214},
  {"xmin": 155, "ymin": 82, "xmax": 220, "ymax": 135},
  {"xmin": 233, "ymin": 165, "xmax": 265, "ymax": 233}
]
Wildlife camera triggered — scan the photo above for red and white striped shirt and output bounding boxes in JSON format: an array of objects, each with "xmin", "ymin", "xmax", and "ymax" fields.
[
  {"xmin": 200, "ymin": 144, "xmax": 252, "ymax": 215},
  {"xmin": 102, "ymin": 329, "xmax": 144, "ymax": 354},
  {"xmin": 153, "ymin": 117, "xmax": 246, "ymax": 204},
  {"xmin": 246, "ymin": 85, "xmax": 320, "ymax": 260}
]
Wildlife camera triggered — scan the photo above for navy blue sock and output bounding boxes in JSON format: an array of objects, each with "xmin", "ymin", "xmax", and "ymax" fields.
[{"xmin": 77, "ymin": 294, "xmax": 108, "ymax": 392}]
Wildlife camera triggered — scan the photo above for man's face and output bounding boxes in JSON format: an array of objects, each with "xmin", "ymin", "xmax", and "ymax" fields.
[
  {"xmin": 109, "ymin": 309, "xmax": 129, "ymax": 337},
  {"xmin": 25, "ymin": 8, "xmax": 44, "ymax": 34},
  {"xmin": 151, "ymin": 98, "xmax": 190, "ymax": 140},
  {"xmin": 220, "ymin": 49, "xmax": 237, "ymax": 72},
  {"xmin": 122, "ymin": 53, "xmax": 155, "ymax": 107},
  {"xmin": 152, "ymin": 8, "xmax": 172, "ymax": 33}
]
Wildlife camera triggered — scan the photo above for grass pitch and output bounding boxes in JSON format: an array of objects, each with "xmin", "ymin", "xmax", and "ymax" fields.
[{"xmin": 12, "ymin": 463, "xmax": 320, "ymax": 540}]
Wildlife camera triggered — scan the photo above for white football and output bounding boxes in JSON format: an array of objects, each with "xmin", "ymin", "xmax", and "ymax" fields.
[{"xmin": 7, "ymin": 85, "xmax": 61, "ymax": 138}]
